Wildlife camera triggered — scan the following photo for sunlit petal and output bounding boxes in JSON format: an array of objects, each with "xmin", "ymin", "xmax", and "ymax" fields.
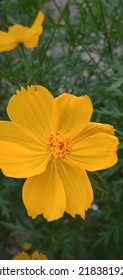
[
  {"xmin": 24, "ymin": 11, "xmax": 44, "ymax": 48},
  {"xmin": 0, "ymin": 30, "xmax": 17, "ymax": 52},
  {"xmin": 22, "ymin": 160, "xmax": 66, "ymax": 221},
  {"xmin": 58, "ymin": 160, "xmax": 93, "ymax": 218},
  {"xmin": 0, "ymin": 121, "xmax": 45, "ymax": 150},
  {"xmin": 73, "ymin": 121, "xmax": 115, "ymax": 145},
  {"xmin": 56, "ymin": 93, "xmax": 93, "ymax": 137},
  {"xmin": 0, "ymin": 141, "xmax": 50, "ymax": 178},
  {"xmin": 7, "ymin": 85, "xmax": 56, "ymax": 139},
  {"xmin": 69, "ymin": 132, "xmax": 119, "ymax": 171}
]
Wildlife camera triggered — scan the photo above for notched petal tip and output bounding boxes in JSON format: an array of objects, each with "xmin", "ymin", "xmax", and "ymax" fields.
[
  {"xmin": 43, "ymin": 211, "xmax": 64, "ymax": 222},
  {"xmin": 56, "ymin": 93, "xmax": 93, "ymax": 136}
]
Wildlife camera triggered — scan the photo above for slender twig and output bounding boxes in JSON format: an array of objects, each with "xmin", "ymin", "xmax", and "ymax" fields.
[
  {"xmin": 78, "ymin": 42, "xmax": 108, "ymax": 79},
  {"xmin": 110, "ymin": 0, "xmax": 121, "ymax": 30},
  {"xmin": 83, "ymin": 0, "xmax": 100, "ymax": 31},
  {"xmin": 98, "ymin": 0, "xmax": 113, "ymax": 59},
  {"xmin": 0, "ymin": 70, "xmax": 20, "ymax": 87},
  {"xmin": 53, "ymin": 0, "xmax": 109, "ymax": 79},
  {"xmin": 96, "ymin": 0, "xmax": 121, "ymax": 65},
  {"xmin": 20, "ymin": 45, "xmax": 31, "ymax": 69},
  {"xmin": 80, "ymin": 0, "xmax": 108, "ymax": 71},
  {"xmin": 40, "ymin": 0, "xmax": 71, "ymax": 63},
  {"xmin": 19, "ymin": 45, "xmax": 35, "ymax": 83}
]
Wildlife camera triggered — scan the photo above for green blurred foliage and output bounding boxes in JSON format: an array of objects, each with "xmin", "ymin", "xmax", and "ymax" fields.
[{"xmin": 0, "ymin": 0, "xmax": 123, "ymax": 259}]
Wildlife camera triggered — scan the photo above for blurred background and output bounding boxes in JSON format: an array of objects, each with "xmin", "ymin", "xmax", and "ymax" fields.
[{"xmin": 0, "ymin": 0, "xmax": 123, "ymax": 259}]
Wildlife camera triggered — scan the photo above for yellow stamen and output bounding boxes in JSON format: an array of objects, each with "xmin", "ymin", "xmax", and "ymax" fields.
[{"xmin": 47, "ymin": 131, "xmax": 72, "ymax": 158}]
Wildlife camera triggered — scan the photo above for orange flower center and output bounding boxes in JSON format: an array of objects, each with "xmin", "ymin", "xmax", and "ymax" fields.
[{"xmin": 47, "ymin": 131, "xmax": 72, "ymax": 158}]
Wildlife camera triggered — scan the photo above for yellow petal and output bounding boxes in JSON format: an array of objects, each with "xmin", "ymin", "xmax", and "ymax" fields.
[
  {"xmin": 7, "ymin": 85, "xmax": 55, "ymax": 139},
  {"xmin": 0, "ymin": 30, "xmax": 17, "ymax": 52},
  {"xmin": 58, "ymin": 160, "xmax": 93, "ymax": 218},
  {"xmin": 73, "ymin": 122, "xmax": 115, "ymax": 144},
  {"xmin": 0, "ymin": 121, "xmax": 45, "ymax": 150},
  {"xmin": 24, "ymin": 11, "xmax": 44, "ymax": 48},
  {"xmin": 70, "ymin": 132, "xmax": 119, "ymax": 171},
  {"xmin": 31, "ymin": 11, "xmax": 44, "ymax": 29},
  {"xmin": 56, "ymin": 94, "xmax": 93, "ymax": 137},
  {"xmin": 82, "ymin": 121, "xmax": 115, "ymax": 136},
  {"xmin": 9, "ymin": 25, "xmax": 30, "ymax": 44},
  {"xmin": 22, "ymin": 160, "xmax": 66, "ymax": 221},
  {"xmin": 31, "ymin": 251, "xmax": 47, "ymax": 260},
  {"xmin": 0, "ymin": 141, "xmax": 50, "ymax": 178},
  {"xmin": 13, "ymin": 251, "xmax": 30, "ymax": 260}
]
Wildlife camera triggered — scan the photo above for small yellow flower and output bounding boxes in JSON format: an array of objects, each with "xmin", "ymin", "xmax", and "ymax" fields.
[
  {"xmin": 0, "ymin": 85, "xmax": 119, "ymax": 221},
  {"xmin": 13, "ymin": 251, "xmax": 47, "ymax": 260},
  {"xmin": 0, "ymin": 11, "xmax": 44, "ymax": 52},
  {"xmin": 22, "ymin": 242, "xmax": 32, "ymax": 251}
]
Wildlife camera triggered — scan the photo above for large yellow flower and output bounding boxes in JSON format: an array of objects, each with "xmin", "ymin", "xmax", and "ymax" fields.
[
  {"xmin": 13, "ymin": 250, "xmax": 47, "ymax": 260},
  {"xmin": 0, "ymin": 11, "xmax": 44, "ymax": 52},
  {"xmin": 0, "ymin": 86, "xmax": 119, "ymax": 221}
]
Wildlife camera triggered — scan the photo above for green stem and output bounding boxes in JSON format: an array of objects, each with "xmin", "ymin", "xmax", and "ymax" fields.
[
  {"xmin": 19, "ymin": 45, "xmax": 35, "ymax": 83},
  {"xmin": 110, "ymin": 0, "xmax": 121, "ymax": 30},
  {"xmin": 83, "ymin": 0, "xmax": 100, "ymax": 31},
  {"xmin": 20, "ymin": 45, "xmax": 31, "ymax": 69},
  {"xmin": 95, "ymin": 0, "xmax": 121, "ymax": 66},
  {"xmin": 40, "ymin": 0, "xmax": 71, "ymax": 63},
  {"xmin": 0, "ymin": 70, "xmax": 20, "ymax": 87},
  {"xmin": 53, "ymin": 0, "xmax": 108, "ymax": 80},
  {"xmin": 98, "ymin": 0, "xmax": 113, "ymax": 60},
  {"xmin": 79, "ymin": 42, "xmax": 109, "ymax": 79}
]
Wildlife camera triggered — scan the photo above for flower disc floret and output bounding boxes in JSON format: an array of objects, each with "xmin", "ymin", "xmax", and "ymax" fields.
[{"xmin": 47, "ymin": 131, "xmax": 72, "ymax": 158}]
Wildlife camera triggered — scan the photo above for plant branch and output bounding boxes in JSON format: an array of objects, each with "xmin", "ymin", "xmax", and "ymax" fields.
[
  {"xmin": 98, "ymin": 0, "xmax": 113, "ymax": 59},
  {"xmin": 53, "ymin": 0, "xmax": 109, "ymax": 79},
  {"xmin": 40, "ymin": 0, "xmax": 71, "ymax": 63}
]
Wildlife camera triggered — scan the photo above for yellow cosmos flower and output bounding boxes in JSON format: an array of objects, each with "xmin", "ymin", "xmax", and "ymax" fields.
[
  {"xmin": 0, "ymin": 86, "xmax": 119, "ymax": 221},
  {"xmin": 13, "ymin": 250, "xmax": 47, "ymax": 260},
  {"xmin": 0, "ymin": 11, "xmax": 44, "ymax": 52}
]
